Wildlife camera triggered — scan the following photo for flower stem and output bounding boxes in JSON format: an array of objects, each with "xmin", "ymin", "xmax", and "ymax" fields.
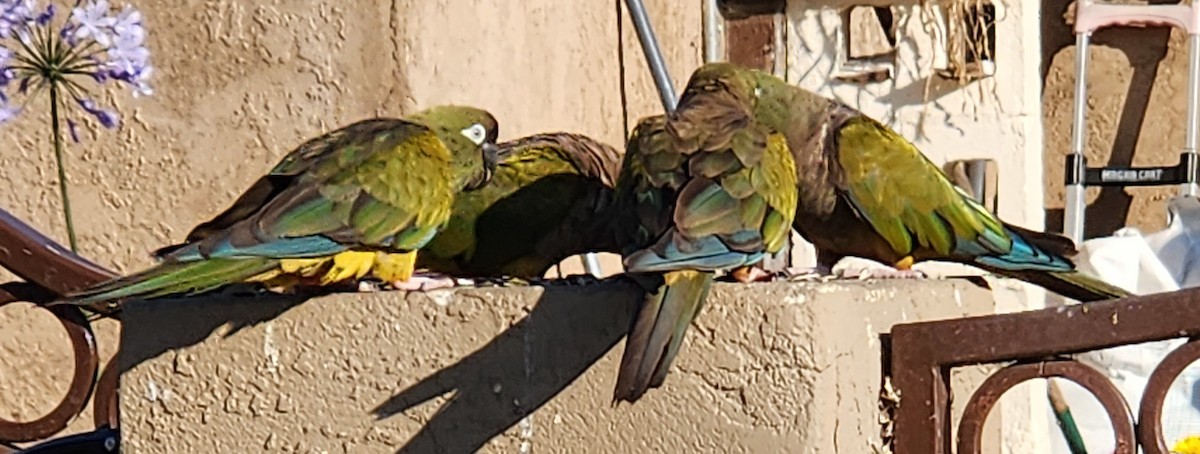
[{"xmin": 49, "ymin": 83, "xmax": 78, "ymax": 252}]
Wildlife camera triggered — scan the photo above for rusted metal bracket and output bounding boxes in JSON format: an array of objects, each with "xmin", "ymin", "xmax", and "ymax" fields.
[
  {"xmin": 0, "ymin": 207, "xmax": 120, "ymax": 452},
  {"xmin": 890, "ymin": 287, "xmax": 1200, "ymax": 454}
]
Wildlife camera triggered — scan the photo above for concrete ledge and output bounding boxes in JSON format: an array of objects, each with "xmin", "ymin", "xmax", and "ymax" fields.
[{"xmin": 120, "ymin": 279, "xmax": 997, "ymax": 453}]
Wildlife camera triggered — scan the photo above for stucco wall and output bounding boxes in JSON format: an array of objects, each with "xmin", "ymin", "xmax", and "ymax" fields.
[
  {"xmin": 0, "ymin": 0, "xmax": 1069, "ymax": 450},
  {"xmin": 1, "ymin": 0, "xmax": 698, "ymax": 441},
  {"xmin": 118, "ymin": 280, "xmax": 999, "ymax": 453}
]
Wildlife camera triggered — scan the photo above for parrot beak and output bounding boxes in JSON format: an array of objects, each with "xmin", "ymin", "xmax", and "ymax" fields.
[
  {"xmin": 466, "ymin": 142, "xmax": 501, "ymax": 191},
  {"xmin": 482, "ymin": 141, "xmax": 500, "ymax": 178},
  {"xmin": 483, "ymin": 141, "xmax": 501, "ymax": 166}
]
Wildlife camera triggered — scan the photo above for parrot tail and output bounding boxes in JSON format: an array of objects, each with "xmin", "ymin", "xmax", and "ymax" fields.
[
  {"xmin": 978, "ymin": 223, "xmax": 1133, "ymax": 302},
  {"xmin": 614, "ymin": 270, "xmax": 714, "ymax": 404},
  {"xmin": 55, "ymin": 257, "xmax": 279, "ymax": 309},
  {"xmin": 995, "ymin": 269, "xmax": 1133, "ymax": 303}
]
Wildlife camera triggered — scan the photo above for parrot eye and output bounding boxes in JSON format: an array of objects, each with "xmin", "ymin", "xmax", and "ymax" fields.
[{"xmin": 460, "ymin": 123, "xmax": 488, "ymax": 145}]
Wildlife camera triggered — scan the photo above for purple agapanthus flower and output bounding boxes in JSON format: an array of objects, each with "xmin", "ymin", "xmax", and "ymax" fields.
[
  {"xmin": 68, "ymin": 0, "xmax": 113, "ymax": 46},
  {"xmin": 0, "ymin": 1, "xmax": 35, "ymax": 40},
  {"xmin": 0, "ymin": 0, "xmax": 152, "ymax": 135},
  {"xmin": 77, "ymin": 97, "xmax": 117, "ymax": 127}
]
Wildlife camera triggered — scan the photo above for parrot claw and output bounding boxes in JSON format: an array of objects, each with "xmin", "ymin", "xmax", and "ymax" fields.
[
  {"xmin": 357, "ymin": 281, "xmax": 383, "ymax": 293},
  {"xmin": 839, "ymin": 267, "xmax": 927, "ymax": 280},
  {"xmin": 389, "ymin": 273, "xmax": 460, "ymax": 292},
  {"xmin": 716, "ymin": 266, "xmax": 836, "ymax": 283},
  {"xmin": 729, "ymin": 266, "xmax": 778, "ymax": 283}
]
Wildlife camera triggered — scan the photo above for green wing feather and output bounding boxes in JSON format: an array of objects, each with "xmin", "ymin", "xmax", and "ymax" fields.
[
  {"xmin": 614, "ymin": 88, "xmax": 798, "ymax": 403},
  {"xmin": 163, "ymin": 118, "xmax": 455, "ymax": 262},
  {"xmin": 419, "ymin": 132, "xmax": 623, "ymax": 278},
  {"xmin": 623, "ymin": 99, "xmax": 797, "ymax": 270},
  {"xmin": 832, "ymin": 113, "xmax": 1128, "ymax": 301},
  {"xmin": 64, "ymin": 118, "xmax": 462, "ymax": 308},
  {"xmin": 176, "ymin": 119, "xmax": 418, "ymax": 245},
  {"xmin": 833, "ymin": 115, "xmax": 1010, "ymax": 261}
]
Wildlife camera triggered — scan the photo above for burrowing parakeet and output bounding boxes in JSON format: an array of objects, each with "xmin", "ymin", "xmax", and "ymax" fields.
[
  {"xmin": 714, "ymin": 62, "xmax": 1129, "ymax": 301},
  {"xmin": 58, "ymin": 105, "xmax": 501, "ymax": 311},
  {"xmin": 416, "ymin": 132, "xmax": 623, "ymax": 279},
  {"xmin": 612, "ymin": 64, "xmax": 798, "ymax": 403}
]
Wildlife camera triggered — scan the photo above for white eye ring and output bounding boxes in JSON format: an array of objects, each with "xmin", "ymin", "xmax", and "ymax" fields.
[{"xmin": 460, "ymin": 123, "xmax": 487, "ymax": 146}]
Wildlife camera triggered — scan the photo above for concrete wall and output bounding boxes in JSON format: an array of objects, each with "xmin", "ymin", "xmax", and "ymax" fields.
[
  {"xmin": 1, "ymin": 0, "xmax": 697, "ymax": 441},
  {"xmin": 118, "ymin": 280, "xmax": 999, "ymax": 453},
  {"xmin": 0, "ymin": 0, "xmax": 1083, "ymax": 450}
]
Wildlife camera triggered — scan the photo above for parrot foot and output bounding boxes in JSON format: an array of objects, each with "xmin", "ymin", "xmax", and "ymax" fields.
[
  {"xmin": 727, "ymin": 266, "xmax": 779, "ymax": 283},
  {"xmin": 389, "ymin": 273, "xmax": 460, "ymax": 292},
  {"xmin": 717, "ymin": 265, "xmax": 836, "ymax": 283},
  {"xmin": 839, "ymin": 267, "xmax": 927, "ymax": 280}
]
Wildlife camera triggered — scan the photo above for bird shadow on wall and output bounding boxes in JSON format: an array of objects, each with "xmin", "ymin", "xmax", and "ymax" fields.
[
  {"xmin": 118, "ymin": 290, "xmax": 310, "ymax": 371},
  {"xmin": 875, "ymin": 75, "xmax": 968, "ymax": 140},
  {"xmin": 371, "ymin": 280, "xmax": 640, "ymax": 454},
  {"xmin": 1041, "ymin": 0, "xmax": 1172, "ymax": 237}
]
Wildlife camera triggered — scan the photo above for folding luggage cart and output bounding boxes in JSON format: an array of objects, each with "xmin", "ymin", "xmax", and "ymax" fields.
[{"xmin": 1065, "ymin": 0, "xmax": 1200, "ymax": 243}]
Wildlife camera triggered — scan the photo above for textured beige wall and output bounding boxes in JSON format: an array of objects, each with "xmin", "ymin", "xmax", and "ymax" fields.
[
  {"xmin": 3, "ymin": 1, "xmax": 400, "ymax": 435},
  {"xmin": 0, "ymin": 1, "xmax": 1049, "ymax": 450},
  {"xmin": 0, "ymin": 0, "xmax": 698, "ymax": 442},
  {"xmin": 119, "ymin": 280, "xmax": 999, "ymax": 453},
  {"xmin": 1041, "ymin": 0, "xmax": 1186, "ymax": 237}
]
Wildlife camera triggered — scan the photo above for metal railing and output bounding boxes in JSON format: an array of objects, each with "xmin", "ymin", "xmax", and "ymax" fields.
[
  {"xmin": 0, "ymin": 207, "xmax": 120, "ymax": 452},
  {"xmin": 889, "ymin": 287, "xmax": 1200, "ymax": 454}
]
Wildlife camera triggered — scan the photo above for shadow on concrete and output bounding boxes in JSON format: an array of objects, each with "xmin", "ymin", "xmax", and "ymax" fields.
[
  {"xmin": 876, "ymin": 75, "xmax": 963, "ymax": 109},
  {"xmin": 372, "ymin": 280, "xmax": 640, "ymax": 454},
  {"xmin": 1041, "ymin": 0, "xmax": 1173, "ymax": 237},
  {"xmin": 118, "ymin": 290, "xmax": 311, "ymax": 372}
]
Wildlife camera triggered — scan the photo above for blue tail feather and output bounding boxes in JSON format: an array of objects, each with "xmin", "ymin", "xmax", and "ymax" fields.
[
  {"xmin": 973, "ymin": 228, "xmax": 1072, "ymax": 272},
  {"xmin": 170, "ymin": 235, "xmax": 346, "ymax": 261},
  {"xmin": 625, "ymin": 234, "xmax": 763, "ymax": 272}
]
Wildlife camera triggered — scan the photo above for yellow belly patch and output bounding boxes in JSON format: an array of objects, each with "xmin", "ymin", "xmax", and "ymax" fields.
[
  {"xmin": 249, "ymin": 250, "xmax": 419, "ymax": 293},
  {"xmin": 371, "ymin": 251, "xmax": 416, "ymax": 282}
]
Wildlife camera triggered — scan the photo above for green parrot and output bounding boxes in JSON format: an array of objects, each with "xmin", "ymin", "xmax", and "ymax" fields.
[
  {"xmin": 57, "ymin": 105, "xmax": 501, "ymax": 312},
  {"xmin": 416, "ymin": 132, "xmax": 623, "ymax": 279},
  {"xmin": 612, "ymin": 64, "xmax": 798, "ymax": 403},
  {"xmin": 708, "ymin": 62, "xmax": 1129, "ymax": 302}
]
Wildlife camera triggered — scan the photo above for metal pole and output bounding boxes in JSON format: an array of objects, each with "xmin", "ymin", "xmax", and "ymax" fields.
[
  {"xmin": 581, "ymin": 253, "xmax": 603, "ymax": 278},
  {"xmin": 624, "ymin": 0, "xmax": 679, "ymax": 113},
  {"xmin": 703, "ymin": 0, "xmax": 723, "ymax": 64},
  {"xmin": 577, "ymin": 0, "xmax": 682, "ymax": 278},
  {"xmin": 1182, "ymin": 33, "xmax": 1200, "ymax": 196},
  {"xmin": 1064, "ymin": 32, "xmax": 1091, "ymax": 244}
]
